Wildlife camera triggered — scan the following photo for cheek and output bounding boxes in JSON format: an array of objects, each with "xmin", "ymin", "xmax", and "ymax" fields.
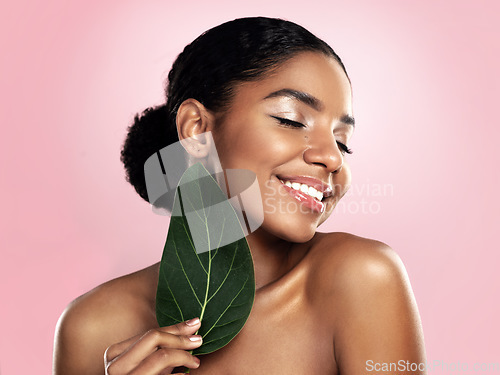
[
  {"xmin": 325, "ymin": 163, "xmax": 352, "ymax": 218},
  {"xmin": 215, "ymin": 126, "xmax": 295, "ymax": 170},
  {"xmin": 337, "ymin": 163, "xmax": 352, "ymax": 198}
]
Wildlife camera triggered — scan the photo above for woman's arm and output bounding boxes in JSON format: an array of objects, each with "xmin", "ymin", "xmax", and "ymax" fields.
[{"xmin": 53, "ymin": 279, "xmax": 202, "ymax": 374}]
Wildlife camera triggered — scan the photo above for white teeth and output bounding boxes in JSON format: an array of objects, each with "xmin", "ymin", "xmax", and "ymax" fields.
[
  {"xmin": 280, "ymin": 179, "xmax": 324, "ymax": 201},
  {"xmin": 308, "ymin": 186, "xmax": 317, "ymax": 197}
]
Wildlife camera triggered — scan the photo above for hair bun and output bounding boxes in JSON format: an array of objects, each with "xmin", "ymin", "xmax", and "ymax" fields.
[
  {"xmin": 120, "ymin": 17, "xmax": 344, "ymax": 206},
  {"xmin": 120, "ymin": 104, "xmax": 177, "ymax": 203}
]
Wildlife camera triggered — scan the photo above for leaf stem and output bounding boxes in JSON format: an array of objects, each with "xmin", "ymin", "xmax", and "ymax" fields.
[{"xmin": 199, "ymin": 209, "xmax": 212, "ymax": 322}]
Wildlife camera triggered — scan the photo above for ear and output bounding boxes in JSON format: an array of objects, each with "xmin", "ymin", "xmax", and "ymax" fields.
[{"xmin": 176, "ymin": 98, "xmax": 215, "ymax": 158}]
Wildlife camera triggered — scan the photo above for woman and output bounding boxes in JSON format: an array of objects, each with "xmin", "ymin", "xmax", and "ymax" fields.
[{"xmin": 54, "ymin": 17, "xmax": 426, "ymax": 374}]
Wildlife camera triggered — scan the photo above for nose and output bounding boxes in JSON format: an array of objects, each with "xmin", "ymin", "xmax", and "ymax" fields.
[{"xmin": 302, "ymin": 133, "xmax": 344, "ymax": 174}]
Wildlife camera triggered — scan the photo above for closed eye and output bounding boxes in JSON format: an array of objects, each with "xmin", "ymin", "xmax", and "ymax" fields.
[
  {"xmin": 337, "ymin": 142, "xmax": 353, "ymax": 155},
  {"xmin": 270, "ymin": 116, "xmax": 305, "ymax": 128},
  {"xmin": 271, "ymin": 115, "xmax": 353, "ymax": 155}
]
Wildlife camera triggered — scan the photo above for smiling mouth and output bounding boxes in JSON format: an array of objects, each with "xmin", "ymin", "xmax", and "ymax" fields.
[
  {"xmin": 279, "ymin": 179, "xmax": 324, "ymax": 201},
  {"xmin": 276, "ymin": 176, "xmax": 333, "ymax": 203},
  {"xmin": 274, "ymin": 176, "xmax": 334, "ymax": 214}
]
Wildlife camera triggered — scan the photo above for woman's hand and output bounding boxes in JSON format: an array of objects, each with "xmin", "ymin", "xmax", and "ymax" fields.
[{"xmin": 104, "ymin": 318, "xmax": 202, "ymax": 374}]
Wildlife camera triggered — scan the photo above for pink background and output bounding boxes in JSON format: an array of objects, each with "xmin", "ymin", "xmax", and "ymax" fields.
[{"xmin": 1, "ymin": 0, "xmax": 499, "ymax": 373}]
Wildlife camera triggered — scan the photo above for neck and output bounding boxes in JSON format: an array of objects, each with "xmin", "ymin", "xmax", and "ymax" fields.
[{"xmin": 245, "ymin": 228, "xmax": 298, "ymax": 290}]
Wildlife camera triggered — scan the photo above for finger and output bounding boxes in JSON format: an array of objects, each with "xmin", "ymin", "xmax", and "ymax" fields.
[
  {"xmin": 159, "ymin": 317, "xmax": 201, "ymax": 336},
  {"xmin": 108, "ymin": 330, "xmax": 202, "ymax": 373},
  {"xmin": 129, "ymin": 347, "xmax": 200, "ymax": 375},
  {"xmin": 104, "ymin": 318, "xmax": 200, "ymax": 364},
  {"xmin": 122, "ymin": 329, "xmax": 202, "ymax": 364},
  {"xmin": 105, "ymin": 332, "xmax": 144, "ymax": 363}
]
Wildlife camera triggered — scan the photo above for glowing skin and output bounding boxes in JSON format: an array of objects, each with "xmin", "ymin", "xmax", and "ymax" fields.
[
  {"xmin": 53, "ymin": 52, "xmax": 426, "ymax": 375},
  {"xmin": 210, "ymin": 52, "xmax": 354, "ymax": 245}
]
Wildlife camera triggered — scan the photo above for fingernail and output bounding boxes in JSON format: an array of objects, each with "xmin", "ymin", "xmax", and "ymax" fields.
[
  {"xmin": 186, "ymin": 317, "xmax": 200, "ymax": 326},
  {"xmin": 189, "ymin": 335, "xmax": 202, "ymax": 342},
  {"xmin": 193, "ymin": 356, "xmax": 201, "ymax": 366}
]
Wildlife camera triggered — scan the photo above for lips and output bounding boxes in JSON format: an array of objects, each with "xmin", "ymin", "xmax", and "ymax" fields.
[
  {"xmin": 275, "ymin": 175, "xmax": 333, "ymax": 213},
  {"xmin": 276, "ymin": 175, "xmax": 333, "ymax": 197}
]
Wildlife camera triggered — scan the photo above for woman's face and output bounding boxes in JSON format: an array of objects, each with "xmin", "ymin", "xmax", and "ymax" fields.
[{"xmin": 211, "ymin": 52, "xmax": 354, "ymax": 243}]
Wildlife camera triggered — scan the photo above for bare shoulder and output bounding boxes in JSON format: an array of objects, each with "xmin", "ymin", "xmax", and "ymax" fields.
[
  {"xmin": 307, "ymin": 231, "xmax": 404, "ymax": 290},
  {"xmin": 307, "ymin": 232, "xmax": 426, "ymax": 373},
  {"xmin": 53, "ymin": 264, "xmax": 160, "ymax": 375},
  {"xmin": 307, "ymin": 231, "xmax": 417, "ymax": 320}
]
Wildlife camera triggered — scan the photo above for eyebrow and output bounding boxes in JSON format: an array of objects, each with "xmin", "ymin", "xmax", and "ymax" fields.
[
  {"xmin": 263, "ymin": 88, "xmax": 355, "ymax": 128},
  {"xmin": 263, "ymin": 88, "xmax": 322, "ymax": 111},
  {"xmin": 340, "ymin": 114, "xmax": 356, "ymax": 128}
]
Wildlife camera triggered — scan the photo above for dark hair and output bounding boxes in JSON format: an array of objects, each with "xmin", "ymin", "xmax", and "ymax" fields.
[{"xmin": 120, "ymin": 16, "xmax": 348, "ymax": 203}]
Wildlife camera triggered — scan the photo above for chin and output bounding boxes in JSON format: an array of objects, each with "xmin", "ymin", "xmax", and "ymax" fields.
[
  {"xmin": 267, "ymin": 218, "xmax": 319, "ymax": 244},
  {"xmin": 288, "ymin": 230, "xmax": 317, "ymax": 244}
]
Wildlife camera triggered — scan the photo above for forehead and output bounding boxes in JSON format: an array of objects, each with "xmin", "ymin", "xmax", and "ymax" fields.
[{"xmin": 230, "ymin": 52, "xmax": 352, "ymax": 115}]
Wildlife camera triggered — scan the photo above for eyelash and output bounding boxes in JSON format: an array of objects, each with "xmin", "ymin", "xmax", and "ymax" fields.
[{"xmin": 271, "ymin": 116, "xmax": 353, "ymax": 155}]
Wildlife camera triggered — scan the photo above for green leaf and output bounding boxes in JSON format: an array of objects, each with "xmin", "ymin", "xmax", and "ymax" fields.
[{"xmin": 156, "ymin": 162, "xmax": 255, "ymax": 355}]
